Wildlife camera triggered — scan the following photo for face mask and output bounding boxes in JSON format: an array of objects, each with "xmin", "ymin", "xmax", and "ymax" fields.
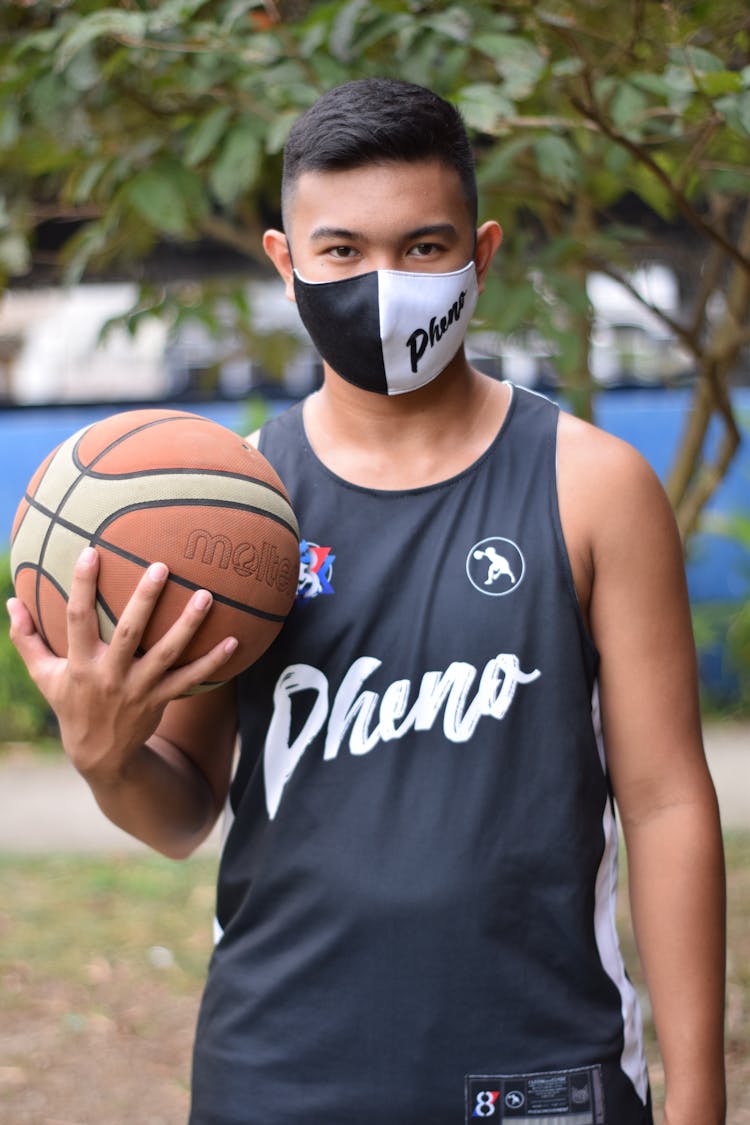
[{"xmin": 292, "ymin": 260, "xmax": 479, "ymax": 395}]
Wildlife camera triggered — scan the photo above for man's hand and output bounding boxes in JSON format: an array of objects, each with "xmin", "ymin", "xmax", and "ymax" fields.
[
  {"xmin": 7, "ymin": 546, "xmax": 240, "ymax": 857},
  {"xmin": 8, "ymin": 545, "xmax": 237, "ymax": 779}
]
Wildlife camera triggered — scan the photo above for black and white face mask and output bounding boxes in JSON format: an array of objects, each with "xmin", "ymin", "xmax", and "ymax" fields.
[{"xmin": 292, "ymin": 261, "xmax": 479, "ymax": 395}]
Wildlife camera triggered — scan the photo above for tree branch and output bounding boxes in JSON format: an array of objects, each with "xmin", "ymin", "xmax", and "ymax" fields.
[
  {"xmin": 198, "ymin": 213, "xmax": 267, "ymax": 266},
  {"xmin": 570, "ymin": 92, "xmax": 750, "ymax": 277},
  {"xmin": 583, "ymin": 257, "xmax": 699, "ymax": 352}
]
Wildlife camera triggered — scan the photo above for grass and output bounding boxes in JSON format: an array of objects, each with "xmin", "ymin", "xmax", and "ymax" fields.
[
  {"xmin": 0, "ymin": 839, "xmax": 748, "ymax": 1123},
  {"xmin": 0, "ymin": 853, "xmax": 219, "ymax": 993}
]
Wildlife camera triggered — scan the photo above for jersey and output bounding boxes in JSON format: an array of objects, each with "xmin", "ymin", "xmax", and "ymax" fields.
[{"xmin": 190, "ymin": 384, "xmax": 652, "ymax": 1125}]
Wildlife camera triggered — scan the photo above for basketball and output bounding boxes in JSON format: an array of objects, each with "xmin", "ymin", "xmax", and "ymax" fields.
[{"xmin": 10, "ymin": 409, "xmax": 299, "ymax": 684}]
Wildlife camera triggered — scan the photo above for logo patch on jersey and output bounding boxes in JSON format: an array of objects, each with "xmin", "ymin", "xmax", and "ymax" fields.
[
  {"xmin": 465, "ymin": 1065, "xmax": 604, "ymax": 1123},
  {"xmin": 297, "ymin": 539, "xmax": 335, "ymax": 601},
  {"xmin": 466, "ymin": 537, "xmax": 525, "ymax": 597}
]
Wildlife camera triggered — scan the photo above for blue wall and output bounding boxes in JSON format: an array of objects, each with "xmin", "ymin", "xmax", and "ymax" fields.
[
  {"xmin": 2, "ymin": 387, "xmax": 749, "ymax": 606},
  {"xmin": 595, "ymin": 388, "xmax": 750, "ymax": 605}
]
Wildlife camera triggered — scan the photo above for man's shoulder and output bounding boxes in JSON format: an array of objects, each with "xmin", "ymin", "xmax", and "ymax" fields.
[
  {"xmin": 557, "ymin": 406, "xmax": 657, "ymax": 492},
  {"xmin": 244, "ymin": 398, "xmax": 306, "ymax": 449},
  {"xmin": 556, "ymin": 405, "xmax": 677, "ymax": 568}
]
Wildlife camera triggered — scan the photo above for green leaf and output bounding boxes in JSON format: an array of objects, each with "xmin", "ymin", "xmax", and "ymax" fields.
[
  {"xmin": 477, "ymin": 136, "xmax": 535, "ymax": 186},
  {"xmin": 489, "ymin": 279, "xmax": 538, "ymax": 334},
  {"xmin": 593, "ymin": 75, "xmax": 617, "ymax": 105},
  {"xmin": 457, "ymin": 84, "xmax": 515, "ymax": 136},
  {"xmin": 698, "ymin": 70, "xmax": 743, "ymax": 98},
  {"xmin": 669, "ymin": 45, "xmax": 725, "ymax": 73},
  {"xmin": 209, "ymin": 123, "xmax": 261, "ymax": 207},
  {"xmin": 427, "ymin": 6, "xmax": 474, "ymax": 44},
  {"xmin": 64, "ymin": 44, "xmax": 102, "ymax": 92},
  {"xmin": 297, "ymin": 21, "xmax": 328, "ymax": 59},
  {"xmin": 55, "ymin": 11, "xmax": 147, "ymax": 70},
  {"xmin": 716, "ymin": 91, "xmax": 750, "ymax": 137},
  {"xmin": 220, "ymin": 0, "xmax": 268, "ymax": 33},
  {"xmin": 265, "ymin": 111, "xmax": 299, "ymax": 156},
  {"xmin": 145, "ymin": 0, "xmax": 212, "ymax": 34},
  {"xmin": 630, "ymin": 160, "xmax": 676, "ymax": 220},
  {"xmin": 185, "ymin": 105, "xmax": 232, "ymax": 167},
  {"xmin": 471, "ymin": 32, "xmax": 546, "ymax": 99},
  {"xmin": 631, "ymin": 73, "xmax": 672, "ymax": 99},
  {"xmin": 663, "ymin": 63, "xmax": 697, "ymax": 95},
  {"xmin": 60, "ymin": 221, "xmax": 111, "ymax": 286},
  {"xmin": 126, "ymin": 167, "xmax": 192, "ymax": 236},
  {"xmin": 533, "ymin": 135, "xmax": 580, "ymax": 193},
  {"xmin": 610, "ymin": 83, "xmax": 648, "ymax": 131},
  {"xmin": 346, "ymin": 11, "xmax": 412, "ymax": 56},
  {"xmin": 551, "ymin": 58, "xmax": 583, "ymax": 79},
  {"xmin": 706, "ymin": 167, "xmax": 750, "ymax": 193},
  {"xmin": 64, "ymin": 158, "xmax": 109, "ymax": 205},
  {"xmin": 329, "ymin": 0, "xmax": 370, "ymax": 63},
  {"xmin": 0, "ymin": 106, "xmax": 20, "ymax": 150}
]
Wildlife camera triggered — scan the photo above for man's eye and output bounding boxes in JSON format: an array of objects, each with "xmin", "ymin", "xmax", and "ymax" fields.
[
  {"xmin": 328, "ymin": 246, "xmax": 357, "ymax": 259},
  {"xmin": 410, "ymin": 243, "xmax": 440, "ymax": 256}
]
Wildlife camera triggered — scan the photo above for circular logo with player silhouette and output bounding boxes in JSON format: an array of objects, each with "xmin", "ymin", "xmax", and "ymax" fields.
[{"xmin": 466, "ymin": 537, "xmax": 525, "ymax": 597}]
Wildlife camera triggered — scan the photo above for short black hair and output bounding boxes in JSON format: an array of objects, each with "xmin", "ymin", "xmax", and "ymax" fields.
[{"xmin": 281, "ymin": 78, "xmax": 477, "ymax": 228}]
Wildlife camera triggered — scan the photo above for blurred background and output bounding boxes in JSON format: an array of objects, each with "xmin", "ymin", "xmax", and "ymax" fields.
[{"xmin": 0, "ymin": 1, "xmax": 748, "ymax": 1122}]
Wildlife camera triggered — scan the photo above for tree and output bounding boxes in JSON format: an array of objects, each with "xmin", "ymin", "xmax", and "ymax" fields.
[{"xmin": 1, "ymin": 0, "xmax": 749, "ymax": 539}]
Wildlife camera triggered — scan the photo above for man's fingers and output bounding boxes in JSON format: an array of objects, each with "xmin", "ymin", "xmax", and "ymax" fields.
[
  {"xmin": 109, "ymin": 576, "xmax": 223, "ymax": 687},
  {"xmin": 7, "ymin": 595, "xmax": 36, "ymax": 639},
  {"xmin": 65, "ymin": 547, "xmax": 103, "ymax": 658},
  {"xmin": 106, "ymin": 561, "xmax": 171, "ymax": 669},
  {"xmin": 133, "ymin": 587, "xmax": 221, "ymax": 676},
  {"xmin": 7, "ymin": 597, "xmax": 61, "ymax": 683},
  {"xmin": 159, "ymin": 635, "xmax": 240, "ymax": 699}
]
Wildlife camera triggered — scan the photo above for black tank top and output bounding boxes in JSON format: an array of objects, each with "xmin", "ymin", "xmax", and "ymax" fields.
[{"xmin": 190, "ymin": 385, "xmax": 652, "ymax": 1125}]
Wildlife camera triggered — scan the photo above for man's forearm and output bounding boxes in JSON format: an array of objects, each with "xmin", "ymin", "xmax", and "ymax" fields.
[
  {"xmin": 623, "ymin": 789, "xmax": 726, "ymax": 1124},
  {"xmin": 84, "ymin": 736, "xmax": 219, "ymax": 860}
]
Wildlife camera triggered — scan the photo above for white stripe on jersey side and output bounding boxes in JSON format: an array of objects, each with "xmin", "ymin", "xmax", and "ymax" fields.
[
  {"xmin": 212, "ymin": 795, "xmax": 236, "ymax": 945},
  {"xmin": 591, "ymin": 683, "xmax": 649, "ymax": 1104}
]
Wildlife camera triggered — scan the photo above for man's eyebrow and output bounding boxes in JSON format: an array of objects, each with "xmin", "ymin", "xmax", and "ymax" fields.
[
  {"xmin": 403, "ymin": 224, "xmax": 459, "ymax": 241},
  {"xmin": 307, "ymin": 223, "xmax": 460, "ymax": 243},
  {"xmin": 309, "ymin": 226, "xmax": 362, "ymax": 242}
]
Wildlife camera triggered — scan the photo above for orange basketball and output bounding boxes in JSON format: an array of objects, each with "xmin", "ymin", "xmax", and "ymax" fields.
[{"xmin": 10, "ymin": 409, "xmax": 299, "ymax": 685}]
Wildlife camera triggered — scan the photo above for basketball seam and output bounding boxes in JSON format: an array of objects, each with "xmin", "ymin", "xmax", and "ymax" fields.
[
  {"xmin": 78, "ymin": 465, "xmax": 291, "ymax": 504},
  {"xmin": 93, "ymin": 496, "xmax": 298, "ymax": 538},
  {"xmin": 24, "ymin": 491, "xmax": 298, "ymax": 555},
  {"xmin": 94, "ymin": 546, "xmax": 290, "ymax": 622},
  {"xmin": 12, "ymin": 561, "xmax": 67, "ymax": 649},
  {"xmin": 71, "ymin": 413, "xmax": 292, "ymax": 505}
]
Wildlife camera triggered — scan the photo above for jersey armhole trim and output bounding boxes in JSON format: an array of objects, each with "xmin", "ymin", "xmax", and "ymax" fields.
[{"xmin": 548, "ymin": 408, "xmax": 599, "ymax": 670}]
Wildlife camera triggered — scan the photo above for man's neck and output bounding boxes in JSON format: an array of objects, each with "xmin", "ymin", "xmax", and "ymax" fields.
[{"xmin": 302, "ymin": 353, "xmax": 511, "ymax": 490}]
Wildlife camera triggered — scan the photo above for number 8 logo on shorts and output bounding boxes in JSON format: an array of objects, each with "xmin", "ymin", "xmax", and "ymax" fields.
[{"xmin": 472, "ymin": 1090, "xmax": 500, "ymax": 1116}]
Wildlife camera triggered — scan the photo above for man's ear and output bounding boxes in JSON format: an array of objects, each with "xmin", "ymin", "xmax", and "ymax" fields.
[
  {"xmin": 263, "ymin": 229, "xmax": 295, "ymax": 301},
  {"xmin": 474, "ymin": 221, "xmax": 503, "ymax": 293}
]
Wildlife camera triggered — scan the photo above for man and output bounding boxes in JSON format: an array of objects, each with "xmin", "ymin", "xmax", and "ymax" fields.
[{"xmin": 8, "ymin": 79, "xmax": 725, "ymax": 1124}]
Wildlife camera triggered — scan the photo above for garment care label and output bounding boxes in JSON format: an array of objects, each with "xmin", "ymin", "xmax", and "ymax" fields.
[{"xmin": 465, "ymin": 1064, "xmax": 604, "ymax": 1123}]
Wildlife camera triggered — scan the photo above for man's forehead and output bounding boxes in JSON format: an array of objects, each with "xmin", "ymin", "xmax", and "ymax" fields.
[{"xmin": 285, "ymin": 160, "xmax": 471, "ymax": 236}]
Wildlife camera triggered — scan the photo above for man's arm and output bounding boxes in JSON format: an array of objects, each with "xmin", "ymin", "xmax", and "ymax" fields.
[
  {"xmin": 8, "ymin": 546, "xmax": 239, "ymax": 859},
  {"xmin": 559, "ymin": 418, "xmax": 726, "ymax": 1125}
]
